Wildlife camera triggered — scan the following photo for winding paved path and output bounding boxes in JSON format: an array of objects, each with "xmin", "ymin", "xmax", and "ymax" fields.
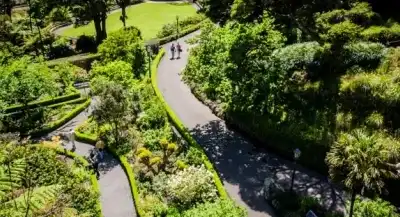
[
  {"xmin": 157, "ymin": 32, "xmax": 347, "ymax": 217},
  {"xmin": 42, "ymin": 88, "xmax": 136, "ymax": 217}
]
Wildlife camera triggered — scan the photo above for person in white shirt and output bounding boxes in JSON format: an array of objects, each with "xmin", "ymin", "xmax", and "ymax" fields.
[{"xmin": 58, "ymin": 129, "xmax": 76, "ymax": 151}]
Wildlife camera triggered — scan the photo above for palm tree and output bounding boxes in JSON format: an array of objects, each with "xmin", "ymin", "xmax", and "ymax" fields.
[{"xmin": 326, "ymin": 129, "xmax": 400, "ymax": 217}]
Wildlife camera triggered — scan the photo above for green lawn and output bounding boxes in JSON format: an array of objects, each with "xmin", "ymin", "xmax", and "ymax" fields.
[{"xmin": 60, "ymin": 3, "xmax": 197, "ymax": 40}]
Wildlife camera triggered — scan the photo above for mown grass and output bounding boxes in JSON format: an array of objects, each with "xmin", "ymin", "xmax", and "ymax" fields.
[{"xmin": 60, "ymin": 3, "xmax": 197, "ymax": 40}]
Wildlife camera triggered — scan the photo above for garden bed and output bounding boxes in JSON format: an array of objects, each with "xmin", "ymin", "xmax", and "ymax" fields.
[{"xmin": 0, "ymin": 139, "xmax": 101, "ymax": 216}]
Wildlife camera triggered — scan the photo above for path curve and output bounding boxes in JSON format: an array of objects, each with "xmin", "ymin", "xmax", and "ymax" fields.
[
  {"xmin": 42, "ymin": 88, "xmax": 136, "ymax": 217},
  {"xmin": 157, "ymin": 32, "xmax": 346, "ymax": 217}
]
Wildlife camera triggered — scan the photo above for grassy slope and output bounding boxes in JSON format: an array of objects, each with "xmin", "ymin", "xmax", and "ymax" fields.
[{"xmin": 60, "ymin": 3, "xmax": 196, "ymax": 40}]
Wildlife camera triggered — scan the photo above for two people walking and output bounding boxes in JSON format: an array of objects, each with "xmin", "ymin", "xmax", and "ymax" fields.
[{"xmin": 170, "ymin": 42, "xmax": 182, "ymax": 60}]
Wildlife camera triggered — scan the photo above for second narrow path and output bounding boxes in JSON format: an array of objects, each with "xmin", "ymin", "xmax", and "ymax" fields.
[{"xmin": 42, "ymin": 89, "xmax": 136, "ymax": 217}]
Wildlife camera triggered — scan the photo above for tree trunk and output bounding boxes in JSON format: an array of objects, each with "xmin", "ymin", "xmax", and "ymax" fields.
[
  {"xmin": 101, "ymin": 13, "xmax": 107, "ymax": 39},
  {"xmin": 113, "ymin": 120, "xmax": 119, "ymax": 146},
  {"xmin": 5, "ymin": 0, "xmax": 13, "ymax": 18},
  {"xmin": 348, "ymin": 189, "xmax": 357, "ymax": 217},
  {"xmin": 93, "ymin": 15, "xmax": 103, "ymax": 44},
  {"xmin": 121, "ymin": 6, "xmax": 126, "ymax": 28}
]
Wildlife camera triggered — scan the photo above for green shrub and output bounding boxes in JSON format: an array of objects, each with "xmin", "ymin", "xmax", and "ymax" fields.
[
  {"xmin": 45, "ymin": 6, "xmax": 72, "ymax": 24},
  {"xmin": 182, "ymin": 199, "xmax": 247, "ymax": 217},
  {"xmin": 98, "ymin": 26, "xmax": 146, "ymax": 76},
  {"xmin": 361, "ymin": 24, "xmax": 400, "ymax": 45},
  {"xmin": 165, "ymin": 165, "xmax": 218, "ymax": 207},
  {"xmin": 156, "ymin": 14, "xmax": 206, "ymax": 38},
  {"xmin": 269, "ymin": 191, "xmax": 343, "ymax": 217},
  {"xmin": 343, "ymin": 42, "xmax": 387, "ymax": 69},
  {"xmin": 76, "ymin": 35, "xmax": 97, "ymax": 53},
  {"xmin": 90, "ymin": 60, "xmax": 134, "ymax": 89},
  {"xmin": 272, "ymin": 42, "xmax": 324, "ymax": 72},
  {"xmin": 352, "ymin": 197, "xmax": 399, "ymax": 217},
  {"xmin": 47, "ymin": 37, "xmax": 76, "ymax": 60}
]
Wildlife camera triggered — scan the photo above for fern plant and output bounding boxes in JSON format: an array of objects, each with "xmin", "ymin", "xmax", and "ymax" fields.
[{"xmin": 0, "ymin": 159, "xmax": 26, "ymax": 201}]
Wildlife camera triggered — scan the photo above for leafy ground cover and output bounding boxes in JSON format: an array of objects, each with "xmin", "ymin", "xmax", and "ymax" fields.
[
  {"xmin": 0, "ymin": 136, "xmax": 100, "ymax": 217},
  {"xmin": 60, "ymin": 3, "xmax": 197, "ymax": 40}
]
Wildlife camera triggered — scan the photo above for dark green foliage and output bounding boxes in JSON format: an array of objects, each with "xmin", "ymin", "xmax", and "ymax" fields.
[
  {"xmin": 98, "ymin": 26, "xmax": 146, "ymax": 76},
  {"xmin": 156, "ymin": 14, "xmax": 205, "ymax": 38},
  {"xmin": 342, "ymin": 42, "xmax": 387, "ymax": 69},
  {"xmin": 45, "ymin": 6, "xmax": 72, "ymax": 24},
  {"xmin": 76, "ymin": 35, "xmax": 97, "ymax": 53},
  {"xmin": 269, "ymin": 191, "xmax": 343, "ymax": 217},
  {"xmin": 198, "ymin": 0, "xmax": 234, "ymax": 24},
  {"xmin": 47, "ymin": 37, "xmax": 76, "ymax": 60},
  {"xmin": 182, "ymin": 4, "xmax": 400, "ymax": 176}
]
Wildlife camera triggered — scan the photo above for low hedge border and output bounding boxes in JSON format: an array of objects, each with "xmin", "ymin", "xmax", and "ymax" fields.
[
  {"xmin": 47, "ymin": 97, "xmax": 88, "ymax": 109},
  {"xmin": 30, "ymin": 98, "xmax": 91, "ymax": 137},
  {"xmin": 150, "ymin": 49, "xmax": 228, "ymax": 199},
  {"xmin": 42, "ymin": 145, "xmax": 102, "ymax": 217},
  {"xmin": 74, "ymin": 130, "xmax": 97, "ymax": 144},
  {"xmin": 157, "ymin": 21, "xmax": 205, "ymax": 45},
  {"xmin": 4, "ymin": 90, "xmax": 81, "ymax": 114},
  {"xmin": 73, "ymin": 130, "xmax": 143, "ymax": 217}
]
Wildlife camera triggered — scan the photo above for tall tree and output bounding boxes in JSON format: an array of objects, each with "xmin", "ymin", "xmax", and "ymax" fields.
[
  {"xmin": 70, "ymin": 0, "xmax": 110, "ymax": 44},
  {"xmin": 0, "ymin": 0, "xmax": 13, "ymax": 18},
  {"xmin": 92, "ymin": 80, "xmax": 133, "ymax": 148},
  {"xmin": 326, "ymin": 129, "xmax": 400, "ymax": 217},
  {"xmin": 199, "ymin": 0, "xmax": 234, "ymax": 24},
  {"xmin": 115, "ymin": 0, "xmax": 129, "ymax": 28}
]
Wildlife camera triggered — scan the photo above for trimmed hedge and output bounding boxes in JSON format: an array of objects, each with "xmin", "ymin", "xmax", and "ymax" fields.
[
  {"xmin": 157, "ymin": 21, "xmax": 204, "ymax": 45},
  {"xmin": 150, "ymin": 49, "xmax": 228, "ymax": 199},
  {"xmin": 43, "ymin": 145, "xmax": 103, "ymax": 217},
  {"xmin": 47, "ymin": 53, "xmax": 101, "ymax": 71},
  {"xmin": 30, "ymin": 98, "xmax": 91, "ymax": 137},
  {"xmin": 74, "ymin": 130, "xmax": 97, "ymax": 145},
  {"xmin": 4, "ymin": 90, "xmax": 81, "ymax": 114},
  {"xmin": 47, "ymin": 97, "xmax": 88, "ymax": 109}
]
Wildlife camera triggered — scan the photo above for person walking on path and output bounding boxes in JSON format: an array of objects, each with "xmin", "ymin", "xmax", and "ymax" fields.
[
  {"xmin": 58, "ymin": 129, "xmax": 76, "ymax": 152},
  {"xmin": 89, "ymin": 148, "xmax": 101, "ymax": 179},
  {"xmin": 170, "ymin": 43, "xmax": 176, "ymax": 60},
  {"xmin": 177, "ymin": 42, "xmax": 182, "ymax": 59}
]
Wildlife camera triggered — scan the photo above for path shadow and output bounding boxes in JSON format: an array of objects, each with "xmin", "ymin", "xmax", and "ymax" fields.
[
  {"xmin": 99, "ymin": 151, "xmax": 120, "ymax": 174},
  {"xmin": 190, "ymin": 120, "xmax": 346, "ymax": 214}
]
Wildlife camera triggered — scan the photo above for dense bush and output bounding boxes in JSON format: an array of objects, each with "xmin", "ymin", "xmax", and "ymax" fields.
[
  {"xmin": 156, "ymin": 14, "xmax": 206, "ymax": 38},
  {"xmin": 45, "ymin": 6, "xmax": 72, "ymax": 24},
  {"xmin": 90, "ymin": 60, "xmax": 134, "ymax": 89},
  {"xmin": 343, "ymin": 42, "xmax": 387, "ymax": 69},
  {"xmin": 76, "ymin": 35, "xmax": 97, "ymax": 53},
  {"xmin": 165, "ymin": 165, "xmax": 218, "ymax": 207},
  {"xmin": 0, "ymin": 140, "xmax": 100, "ymax": 216},
  {"xmin": 47, "ymin": 37, "xmax": 76, "ymax": 60},
  {"xmin": 98, "ymin": 26, "xmax": 146, "ymax": 76},
  {"xmin": 182, "ymin": 199, "xmax": 247, "ymax": 217},
  {"xmin": 182, "ymin": 5, "xmax": 400, "ymax": 175},
  {"xmin": 361, "ymin": 24, "xmax": 400, "ymax": 45},
  {"xmin": 268, "ymin": 191, "xmax": 343, "ymax": 217},
  {"xmin": 352, "ymin": 197, "xmax": 399, "ymax": 217}
]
